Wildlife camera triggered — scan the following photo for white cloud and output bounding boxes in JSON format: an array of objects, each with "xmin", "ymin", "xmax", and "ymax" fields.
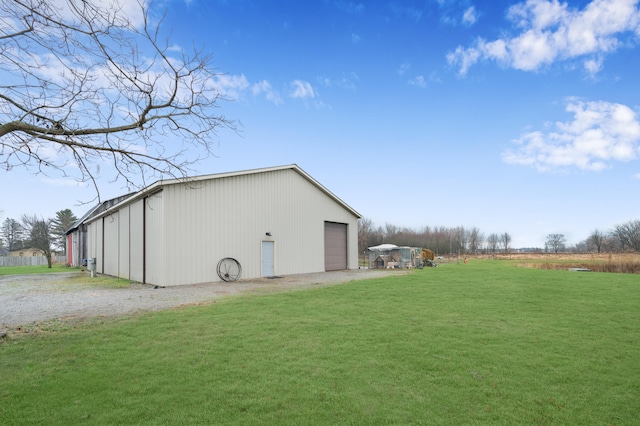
[
  {"xmin": 319, "ymin": 73, "xmax": 358, "ymax": 90},
  {"xmin": 289, "ymin": 80, "xmax": 315, "ymax": 99},
  {"xmin": 502, "ymin": 100, "xmax": 640, "ymax": 172},
  {"xmin": 446, "ymin": 45, "xmax": 482, "ymax": 75},
  {"xmin": 112, "ymin": 0, "xmax": 148, "ymax": 28},
  {"xmin": 41, "ymin": 177, "xmax": 89, "ymax": 188},
  {"xmin": 252, "ymin": 80, "xmax": 283, "ymax": 105},
  {"xmin": 584, "ymin": 56, "xmax": 604, "ymax": 75},
  {"xmin": 448, "ymin": 0, "xmax": 640, "ymax": 75},
  {"xmin": 397, "ymin": 62, "xmax": 410, "ymax": 75},
  {"xmin": 435, "ymin": 0, "xmax": 482, "ymax": 26},
  {"xmin": 312, "ymin": 100, "xmax": 332, "ymax": 110},
  {"xmin": 50, "ymin": 0, "xmax": 147, "ymax": 29},
  {"xmin": 408, "ymin": 75, "xmax": 427, "ymax": 88},
  {"xmin": 210, "ymin": 74, "xmax": 250, "ymax": 99},
  {"xmin": 462, "ymin": 6, "xmax": 478, "ymax": 26}
]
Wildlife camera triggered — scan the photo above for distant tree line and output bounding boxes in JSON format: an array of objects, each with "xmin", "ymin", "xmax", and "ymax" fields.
[
  {"xmin": 582, "ymin": 220, "xmax": 640, "ymax": 253},
  {"xmin": 0, "ymin": 209, "xmax": 78, "ymax": 268},
  {"xmin": 358, "ymin": 218, "xmax": 640, "ymax": 256},
  {"xmin": 357, "ymin": 218, "xmax": 511, "ymax": 256}
]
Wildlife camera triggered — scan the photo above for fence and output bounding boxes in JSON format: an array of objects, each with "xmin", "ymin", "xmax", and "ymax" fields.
[{"xmin": 0, "ymin": 256, "xmax": 67, "ymax": 267}]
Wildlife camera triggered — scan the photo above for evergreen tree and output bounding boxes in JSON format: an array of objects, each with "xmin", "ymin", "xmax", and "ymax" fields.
[{"xmin": 51, "ymin": 209, "xmax": 78, "ymax": 253}]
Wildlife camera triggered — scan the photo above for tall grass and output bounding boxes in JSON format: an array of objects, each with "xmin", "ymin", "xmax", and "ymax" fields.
[
  {"xmin": 520, "ymin": 253, "xmax": 640, "ymax": 274},
  {"xmin": 1, "ymin": 260, "xmax": 639, "ymax": 425}
]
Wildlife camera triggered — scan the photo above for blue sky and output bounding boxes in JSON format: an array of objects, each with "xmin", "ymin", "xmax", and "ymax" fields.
[{"xmin": 2, "ymin": 0, "xmax": 640, "ymax": 248}]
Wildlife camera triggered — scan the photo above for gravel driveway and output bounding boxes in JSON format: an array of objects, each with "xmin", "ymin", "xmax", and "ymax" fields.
[{"xmin": 1, "ymin": 269, "xmax": 403, "ymax": 330}]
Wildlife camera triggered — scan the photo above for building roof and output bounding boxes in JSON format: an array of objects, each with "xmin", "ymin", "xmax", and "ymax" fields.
[
  {"xmin": 65, "ymin": 192, "xmax": 137, "ymax": 234},
  {"xmin": 83, "ymin": 164, "xmax": 361, "ymax": 224},
  {"xmin": 368, "ymin": 244, "xmax": 423, "ymax": 251},
  {"xmin": 368, "ymin": 244, "xmax": 401, "ymax": 251}
]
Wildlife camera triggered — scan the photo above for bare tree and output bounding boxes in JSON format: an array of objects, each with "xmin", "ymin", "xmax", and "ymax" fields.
[
  {"xmin": 1, "ymin": 217, "xmax": 25, "ymax": 250},
  {"xmin": 587, "ymin": 229, "xmax": 606, "ymax": 253},
  {"xmin": 611, "ymin": 220, "xmax": 640, "ymax": 252},
  {"xmin": 501, "ymin": 232, "xmax": 511, "ymax": 253},
  {"xmin": 357, "ymin": 217, "xmax": 376, "ymax": 255},
  {"xmin": 545, "ymin": 233, "xmax": 566, "ymax": 253},
  {"xmin": 384, "ymin": 223, "xmax": 399, "ymax": 240},
  {"xmin": 602, "ymin": 235, "xmax": 621, "ymax": 252},
  {"xmin": 430, "ymin": 226, "xmax": 449, "ymax": 255},
  {"xmin": 1, "ymin": 0, "xmax": 235, "ymax": 197},
  {"xmin": 574, "ymin": 240, "xmax": 588, "ymax": 253},
  {"xmin": 467, "ymin": 227, "xmax": 484, "ymax": 254},
  {"xmin": 486, "ymin": 233, "xmax": 499, "ymax": 253},
  {"xmin": 22, "ymin": 214, "xmax": 54, "ymax": 267}
]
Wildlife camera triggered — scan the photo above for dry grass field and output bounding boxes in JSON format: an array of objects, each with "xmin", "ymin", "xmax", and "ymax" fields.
[{"xmin": 488, "ymin": 252, "xmax": 640, "ymax": 274}]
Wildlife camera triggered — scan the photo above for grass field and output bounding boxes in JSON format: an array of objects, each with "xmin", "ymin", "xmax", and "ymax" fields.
[
  {"xmin": 1, "ymin": 260, "xmax": 638, "ymax": 425},
  {"xmin": 0, "ymin": 264, "xmax": 132, "ymax": 289},
  {"xmin": 496, "ymin": 252, "xmax": 640, "ymax": 274},
  {"xmin": 0, "ymin": 264, "xmax": 74, "ymax": 275}
]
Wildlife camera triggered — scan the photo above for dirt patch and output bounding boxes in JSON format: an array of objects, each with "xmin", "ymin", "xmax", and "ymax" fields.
[{"xmin": 0, "ymin": 269, "xmax": 407, "ymax": 331}]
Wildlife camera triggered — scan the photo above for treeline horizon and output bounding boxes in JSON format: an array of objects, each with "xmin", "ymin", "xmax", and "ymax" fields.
[
  {"xmin": 357, "ymin": 217, "xmax": 640, "ymax": 256},
  {"xmin": 1, "ymin": 210, "xmax": 79, "ymax": 267}
]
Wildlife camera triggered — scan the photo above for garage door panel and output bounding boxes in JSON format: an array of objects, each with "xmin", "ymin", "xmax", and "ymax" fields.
[{"xmin": 324, "ymin": 222, "xmax": 347, "ymax": 271}]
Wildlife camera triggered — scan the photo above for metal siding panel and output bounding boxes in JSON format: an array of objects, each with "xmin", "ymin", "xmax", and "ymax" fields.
[
  {"xmin": 86, "ymin": 221, "xmax": 103, "ymax": 270},
  {"xmin": 118, "ymin": 206, "xmax": 130, "ymax": 279},
  {"xmin": 103, "ymin": 212, "xmax": 119, "ymax": 276},
  {"xmin": 67, "ymin": 234, "xmax": 73, "ymax": 265},
  {"xmin": 348, "ymin": 221, "xmax": 358, "ymax": 269},
  {"xmin": 86, "ymin": 223, "xmax": 95, "ymax": 266},
  {"xmin": 139, "ymin": 167, "xmax": 359, "ymax": 285},
  {"xmin": 129, "ymin": 200, "xmax": 144, "ymax": 282},
  {"xmin": 94, "ymin": 220, "xmax": 103, "ymax": 273},
  {"xmin": 162, "ymin": 180, "xmax": 217, "ymax": 286},
  {"xmin": 145, "ymin": 192, "xmax": 164, "ymax": 285},
  {"xmin": 87, "ymin": 224, "xmax": 94, "ymax": 263},
  {"xmin": 283, "ymin": 170, "xmax": 357, "ymax": 273},
  {"xmin": 78, "ymin": 227, "xmax": 87, "ymax": 268}
]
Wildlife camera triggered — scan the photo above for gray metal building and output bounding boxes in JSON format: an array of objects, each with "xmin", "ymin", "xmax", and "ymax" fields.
[{"xmin": 82, "ymin": 165, "xmax": 361, "ymax": 286}]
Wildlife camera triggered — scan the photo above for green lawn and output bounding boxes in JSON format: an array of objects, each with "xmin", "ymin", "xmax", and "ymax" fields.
[
  {"xmin": 0, "ymin": 264, "xmax": 132, "ymax": 289},
  {"xmin": 1, "ymin": 260, "xmax": 638, "ymax": 425},
  {"xmin": 0, "ymin": 264, "xmax": 76, "ymax": 275}
]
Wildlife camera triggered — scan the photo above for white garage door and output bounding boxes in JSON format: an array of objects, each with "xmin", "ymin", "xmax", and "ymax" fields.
[{"xmin": 324, "ymin": 222, "xmax": 347, "ymax": 271}]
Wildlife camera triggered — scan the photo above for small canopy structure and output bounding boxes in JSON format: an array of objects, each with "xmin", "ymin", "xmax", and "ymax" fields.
[{"xmin": 367, "ymin": 244, "xmax": 422, "ymax": 269}]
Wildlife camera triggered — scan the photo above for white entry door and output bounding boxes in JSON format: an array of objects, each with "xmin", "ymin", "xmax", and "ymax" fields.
[{"xmin": 261, "ymin": 241, "xmax": 275, "ymax": 277}]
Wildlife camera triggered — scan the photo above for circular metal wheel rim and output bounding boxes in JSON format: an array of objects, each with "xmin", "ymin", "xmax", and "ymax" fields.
[{"xmin": 217, "ymin": 257, "xmax": 242, "ymax": 282}]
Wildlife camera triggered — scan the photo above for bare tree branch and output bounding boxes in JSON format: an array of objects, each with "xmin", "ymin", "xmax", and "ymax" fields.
[{"xmin": 1, "ymin": 0, "xmax": 236, "ymax": 200}]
